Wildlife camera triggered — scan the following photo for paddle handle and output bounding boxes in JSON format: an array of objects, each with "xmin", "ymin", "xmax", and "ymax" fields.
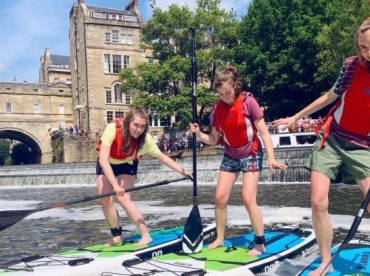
[{"xmin": 38, "ymin": 177, "xmax": 188, "ymax": 212}]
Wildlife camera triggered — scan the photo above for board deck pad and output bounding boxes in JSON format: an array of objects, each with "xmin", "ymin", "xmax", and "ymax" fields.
[
  {"xmin": 0, "ymin": 224, "xmax": 216, "ymax": 276},
  {"xmin": 297, "ymin": 240, "xmax": 370, "ymax": 276},
  {"xmin": 103, "ymin": 227, "xmax": 316, "ymax": 275}
]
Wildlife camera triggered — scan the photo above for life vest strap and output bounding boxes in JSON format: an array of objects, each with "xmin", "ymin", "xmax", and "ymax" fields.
[{"xmin": 315, "ymin": 100, "xmax": 341, "ymax": 148}]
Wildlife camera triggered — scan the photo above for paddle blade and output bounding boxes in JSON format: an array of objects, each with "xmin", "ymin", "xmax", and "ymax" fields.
[
  {"xmin": 182, "ymin": 205, "xmax": 203, "ymax": 253},
  {"xmin": 0, "ymin": 210, "xmax": 34, "ymax": 231}
]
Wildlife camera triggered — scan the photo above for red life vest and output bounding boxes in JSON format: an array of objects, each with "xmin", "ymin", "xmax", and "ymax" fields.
[
  {"xmin": 97, "ymin": 118, "xmax": 138, "ymax": 160},
  {"xmin": 316, "ymin": 57, "xmax": 370, "ymax": 147},
  {"xmin": 214, "ymin": 92, "xmax": 260, "ymax": 155}
]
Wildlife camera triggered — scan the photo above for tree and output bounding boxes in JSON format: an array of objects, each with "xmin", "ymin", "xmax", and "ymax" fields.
[
  {"xmin": 0, "ymin": 139, "xmax": 11, "ymax": 165},
  {"xmin": 235, "ymin": 0, "xmax": 370, "ymax": 120},
  {"xmin": 120, "ymin": 0, "xmax": 239, "ymax": 128}
]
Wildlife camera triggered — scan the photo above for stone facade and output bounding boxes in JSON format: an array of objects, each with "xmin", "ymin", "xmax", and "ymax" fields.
[
  {"xmin": 69, "ymin": 0, "xmax": 154, "ymax": 133},
  {"xmin": 0, "ymin": 82, "xmax": 73, "ymax": 163}
]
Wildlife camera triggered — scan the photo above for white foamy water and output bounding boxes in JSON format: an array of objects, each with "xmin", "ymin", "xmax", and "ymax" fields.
[{"xmin": 2, "ymin": 198, "xmax": 369, "ymax": 232}]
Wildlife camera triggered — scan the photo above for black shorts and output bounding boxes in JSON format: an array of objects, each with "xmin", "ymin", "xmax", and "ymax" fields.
[{"xmin": 96, "ymin": 159, "xmax": 138, "ymax": 176}]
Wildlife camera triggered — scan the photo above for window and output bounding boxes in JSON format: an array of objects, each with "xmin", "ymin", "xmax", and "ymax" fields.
[
  {"xmin": 126, "ymin": 34, "xmax": 133, "ymax": 45},
  {"xmin": 59, "ymin": 89, "xmax": 64, "ymax": 93},
  {"xmin": 5, "ymin": 102, "xmax": 11, "ymax": 113},
  {"xmin": 112, "ymin": 30, "xmax": 119, "ymax": 43},
  {"xmin": 105, "ymin": 32, "xmax": 111, "ymax": 43},
  {"xmin": 104, "ymin": 54, "xmax": 111, "ymax": 73},
  {"xmin": 279, "ymin": 136, "xmax": 291, "ymax": 146},
  {"xmin": 115, "ymin": 111, "xmax": 124, "ymax": 119},
  {"xmin": 106, "ymin": 90, "xmax": 112, "ymax": 103},
  {"xmin": 114, "ymin": 83, "xmax": 123, "ymax": 103},
  {"xmin": 124, "ymin": 91, "xmax": 131, "ymax": 104},
  {"xmin": 112, "ymin": 55, "xmax": 121, "ymax": 73},
  {"xmin": 94, "ymin": 12, "xmax": 106, "ymax": 19},
  {"xmin": 107, "ymin": 111, "xmax": 113, "ymax": 123},
  {"xmin": 59, "ymin": 104, "xmax": 65, "ymax": 114},
  {"xmin": 123, "ymin": 55, "xmax": 130, "ymax": 68},
  {"xmin": 34, "ymin": 103, "xmax": 40, "ymax": 113},
  {"xmin": 147, "ymin": 57, "xmax": 154, "ymax": 64}
]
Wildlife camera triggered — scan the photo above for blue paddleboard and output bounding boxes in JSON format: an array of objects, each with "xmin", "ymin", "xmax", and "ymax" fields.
[{"xmin": 298, "ymin": 240, "xmax": 370, "ymax": 275}]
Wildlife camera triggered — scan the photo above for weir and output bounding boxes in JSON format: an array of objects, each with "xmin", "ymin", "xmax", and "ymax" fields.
[{"xmin": 0, "ymin": 148, "xmax": 312, "ymax": 186}]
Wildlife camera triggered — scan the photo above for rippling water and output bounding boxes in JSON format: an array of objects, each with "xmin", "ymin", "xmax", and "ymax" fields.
[{"xmin": 1, "ymin": 182, "xmax": 369, "ymax": 275}]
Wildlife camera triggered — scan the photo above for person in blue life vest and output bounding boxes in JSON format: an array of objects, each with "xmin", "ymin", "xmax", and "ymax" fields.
[
  {"xmin": 189, "ymin": 66, "xmax": 287, "ymax": 256},
  {"xmin": 273, "ymin": 18, "xmax": 370, "ymax": 276},
  {"xmin": 97, "ymin": 107, "xmax": 192, "ymax": 246}
]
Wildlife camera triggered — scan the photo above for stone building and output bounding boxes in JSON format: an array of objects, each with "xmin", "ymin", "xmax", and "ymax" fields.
[
  {"xmin": 39, "ymin": 48, "xmax": 72, "ymax": 85},
  {"xmin": 69, "ymin": 0, "xmax": 157, "ymax": 134}
]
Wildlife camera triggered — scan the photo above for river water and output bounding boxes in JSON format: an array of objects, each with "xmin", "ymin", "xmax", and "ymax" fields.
[{"xmin": 0, "ymin": 153, "xmax": 369, "ymax": 275}]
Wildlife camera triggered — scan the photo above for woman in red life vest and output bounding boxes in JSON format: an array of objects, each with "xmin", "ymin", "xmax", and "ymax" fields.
[
  {"xmin": 97, "ymin": 107, "xmax": 192, "ymax": 246},
  {"xmin": 189, "ymin": 67, "xmax": 287, "ymax": 255},
  {"xmin": 273, "ymin": 18, "xmax": 370, "ymax": 276}
]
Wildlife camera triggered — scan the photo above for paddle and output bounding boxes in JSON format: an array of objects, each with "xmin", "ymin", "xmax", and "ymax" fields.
[
  {"xmin": 320, "ymin": 188, "xmax": 370, "ymax": 276},
  {"xmin": 182, "ymin": 27, "xmax": 203, "ymax": 254},
  {"xmin": 0, "ymin": 177, "xmax": 188, "ymax": 232}
]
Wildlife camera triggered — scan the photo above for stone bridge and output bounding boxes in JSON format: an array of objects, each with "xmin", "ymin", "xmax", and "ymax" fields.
[{"xmin": 0, "ymin": 114, "xmax": 72, "ymax": 164}]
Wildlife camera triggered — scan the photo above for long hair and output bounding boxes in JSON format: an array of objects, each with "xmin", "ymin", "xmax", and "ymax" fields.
[
  {"xmin": 214, "ymin": 66, "xmax": 242, "ymax": 97},
  {"xmin": 121, "ymin": 107, "xmax": 149, "ymax": 153},
  {"xmin": 356, "ymin": 17, "xmax": 370, "ymax": 69}
]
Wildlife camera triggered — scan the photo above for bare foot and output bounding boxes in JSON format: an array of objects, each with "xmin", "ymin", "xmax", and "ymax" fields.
[
  {"xmin": 308, "ymin": 263, "xmax": 333, "ymax": 276},
  {"xmin": 104, "ymin": 236, "xmax": 122, "ymax": 247},
  {"xmin": 207, "ymin": 239, "xmax": 224, "ymax": 250},
  {"xmin": 136, "ymin": 234, "xmax": 152, "ymax": 247},
  {"xmin": 247, "ymin": 244, "xmax": 265, "ymax": 256}
]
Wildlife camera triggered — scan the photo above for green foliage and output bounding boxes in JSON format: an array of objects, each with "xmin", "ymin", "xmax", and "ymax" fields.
[
  {"xmin": 236, "ymin": 0, "xmax": 370, "ymax": 120},
  {"xmin": 121, "ymin": 0, "xmax": 239, "ymax": 127},
  {"xmin": 0, "ymin": 140, "xmax": 11, "ymax": 165}
]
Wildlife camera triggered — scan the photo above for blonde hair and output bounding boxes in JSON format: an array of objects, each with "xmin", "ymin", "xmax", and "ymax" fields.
[
  {"xmin": 121, "ymin": 106, "xmax": 149, "ymax": 152},
  {"xmin": 356, "ymin": 17, "xmax": 370, "ymax": 65},
  {"xmin": 214, "ymin": 66, "xmax": 242, "ymax": 97}
]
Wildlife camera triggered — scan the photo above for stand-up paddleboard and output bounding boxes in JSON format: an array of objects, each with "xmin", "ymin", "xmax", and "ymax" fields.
[
  {"xmin": 297, "ymin": 239, "xmax": 370, "ymax": 276},
  {"xmin": 102, "ymin": 227, "xmax": 316, "ymax": 275},
  {"xmin": 0, "ymin": 224, "xmax": 216, "ymax": 276}
]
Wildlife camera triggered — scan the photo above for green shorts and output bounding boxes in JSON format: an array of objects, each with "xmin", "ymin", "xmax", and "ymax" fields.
[{"xmin": 307, "ymin": 133, "xmax": 370, "ymax": 182}]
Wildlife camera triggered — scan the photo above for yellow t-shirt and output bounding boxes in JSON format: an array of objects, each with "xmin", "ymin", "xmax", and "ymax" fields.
[{"xmin": 101, "ymin": 122, "xmax": 161, "ymax": 164}]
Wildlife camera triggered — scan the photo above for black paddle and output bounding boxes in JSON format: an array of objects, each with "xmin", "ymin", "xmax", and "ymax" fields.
[
  {"xmin": 0, "ymin": 177, "xmax": 188, "ymax": 232},
  {"xmin": 320, "ymin": 188, "xmax": 370, "ymax": 276},
  {"xmin": 182, "ymin": 27, "xmax": 203, "ymax": 254}
]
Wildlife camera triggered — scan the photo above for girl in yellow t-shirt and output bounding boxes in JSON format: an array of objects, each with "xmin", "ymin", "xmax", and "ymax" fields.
[{"xmin": 97, "ymin": 107, "xmax": 192, "ymax": 246}]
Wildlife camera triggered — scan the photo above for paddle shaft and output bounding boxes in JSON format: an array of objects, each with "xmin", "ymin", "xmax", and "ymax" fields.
[
  {"xmin": 189, "ymin": 27, "xmax": 197, "ymax": 205},
  {"xmin": 36, "ymin": 177, "xmax": 188, "ymax": 212},
  {"xmin": 320, "ymin": 188, "xmax": 370, "ymax": 275}
]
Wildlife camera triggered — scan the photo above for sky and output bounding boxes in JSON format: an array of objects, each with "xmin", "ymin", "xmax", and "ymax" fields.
[{"xmin": 0, "ymin": 0, "xmax": 250, "ymax": 84}]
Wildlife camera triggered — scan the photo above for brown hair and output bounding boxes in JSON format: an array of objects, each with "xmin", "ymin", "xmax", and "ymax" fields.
[
  {"xmin": 214, "ymin": 66, "xmax": 242, "ymax": 97},
  {"xmin": 356, "ymin": 17, "xmax": 370, "ymax": 66},
  {"xmin": 121, "ymin": 106, "xmax": 149, "ymax": 153}
]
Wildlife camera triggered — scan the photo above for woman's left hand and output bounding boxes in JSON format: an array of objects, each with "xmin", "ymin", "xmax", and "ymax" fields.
[
  {"xmin": 267, "ymin": 158, "xmax": 287, "ymax": 173},
  {"xmin": 182, "ymin": 169, "xmax": 193, "ymax": 180}
]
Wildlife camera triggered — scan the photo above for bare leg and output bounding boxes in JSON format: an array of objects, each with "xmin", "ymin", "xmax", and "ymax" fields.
[
  {"xmin": 309, "ymin": 171, "xmax": 333, "ymax": 276},
  {"xmin": 357, "ymin": 177, "xmax": 370, "ymax": 213},
  {"xmin": 116, "ymin": 175, "xmax": 152, "ymax": 246},
  {"xmin": 241, "ymin": 171, "xmax": 265, "ymax": 256},
  {"xmin": 97, "ymin": 175, "xmax": 122, "ymax": 245},
  {"xmin": 208, "ymin": 171, "xmax": 239, "ymax": 249}
]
